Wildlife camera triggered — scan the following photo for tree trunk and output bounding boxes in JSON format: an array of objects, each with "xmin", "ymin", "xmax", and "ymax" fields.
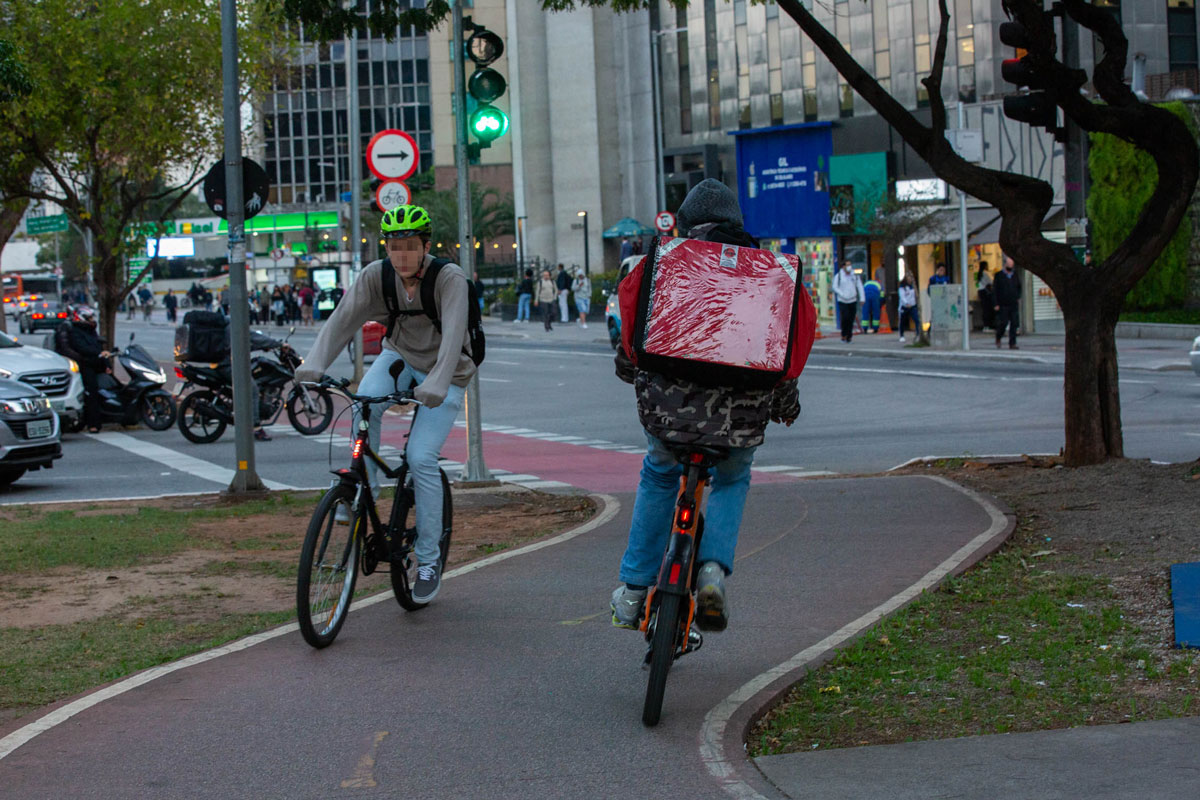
[
  {"xmin": 96, "ymin": 258, "xmax": 121, "ymax": 346},
  {"xmin": 0, "ymin": 197, "xmax": 31, "ymax": 335},
  {"xmin": 1061, "ymin": 294, "xmax": 1123, "ymax": 466}
]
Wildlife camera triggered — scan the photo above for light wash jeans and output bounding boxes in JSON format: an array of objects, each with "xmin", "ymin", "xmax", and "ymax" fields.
[
  {"xmin": 517, "ymin": 293, "xmax": 532, "ymax": 321},
  {"xmin": 356, "ymin": 348, "xmax": 465, "ymax": 567},
  {"xmin": 618, "ymin": 432, "xmax": 756, "ymax": 587}
]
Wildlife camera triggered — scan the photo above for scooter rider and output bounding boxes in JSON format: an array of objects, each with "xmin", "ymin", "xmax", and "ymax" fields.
[
  {"xmin": 295, "ymin": 204, "xmax": 475, "ymax": 604},
  {"xmin": 55, "ymin": 306, "xmax": 109, "ymax": 433}
]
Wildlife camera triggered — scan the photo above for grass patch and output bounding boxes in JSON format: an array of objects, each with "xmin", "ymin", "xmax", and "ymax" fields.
[
  {"xmin": 751, "ymin": 538, "xmax": 1198, "ymax": 755},
  {"xmin": 0, "ymin": 609, "xmax": 295, "ymax": 721},
  {"xmin": 0, "ymin": 493, "xmax": 311, "ymax": 574}
]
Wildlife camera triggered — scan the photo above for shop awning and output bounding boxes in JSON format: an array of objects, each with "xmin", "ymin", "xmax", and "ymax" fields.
[
  {"xmin": 969, "ymin": 203, "xmax": 1065, "ymax": 246},
  {"xmin": 900, "ymin": 207, "xmax": 999, "ymax": 246},
  {"xmin": 602, "ymin": 217, "xmax": 656, "ymax": 238}
]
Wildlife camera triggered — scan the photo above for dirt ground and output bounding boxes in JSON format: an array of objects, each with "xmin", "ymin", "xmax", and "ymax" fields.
[
  {"xmin": 905, "ymin": 455, "xmax": 1200, "ymax": 700},
  {"xmin": 0, "ymin": 488, "xmax": 597, "ymax": 630}
]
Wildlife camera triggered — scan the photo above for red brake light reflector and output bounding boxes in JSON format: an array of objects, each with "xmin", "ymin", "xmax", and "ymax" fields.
[{"xmin": 351, "ymin": 439, "xmax": 364, "ymax": 459}]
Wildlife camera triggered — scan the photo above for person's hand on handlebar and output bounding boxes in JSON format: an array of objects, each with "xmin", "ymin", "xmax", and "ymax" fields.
[{"xmin": 413, "ymin": 382, "xmax": 445, "ymax": 408}]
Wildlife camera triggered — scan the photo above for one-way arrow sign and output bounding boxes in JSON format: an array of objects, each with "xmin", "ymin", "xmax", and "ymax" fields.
[{"xmin": 366, "ymin": 129, "xmax": 419, "ymax": 182}]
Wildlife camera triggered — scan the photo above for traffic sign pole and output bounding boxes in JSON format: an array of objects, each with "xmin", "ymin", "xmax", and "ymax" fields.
[
  {"xmin": 347, "ymin": 24, "xmax": 365, "ymax": 383},
  {"xmin": 221, "ymin": 0, "xmax": 264, "ymax": 495}
]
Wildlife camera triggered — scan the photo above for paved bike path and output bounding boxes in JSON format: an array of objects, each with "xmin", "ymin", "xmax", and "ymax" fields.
[{"xmin": 0, "ymin": 476, "xmax": 1005, "ymax": 799}]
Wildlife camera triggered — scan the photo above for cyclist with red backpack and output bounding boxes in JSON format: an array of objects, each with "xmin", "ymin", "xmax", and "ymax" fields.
[
  {"xmin": 296, "ymin": 204, "xmax": 484, "ymax": 603},
  {"xmin": 610, "ymin": 179, "xmax": 814, "ymax": 632}
]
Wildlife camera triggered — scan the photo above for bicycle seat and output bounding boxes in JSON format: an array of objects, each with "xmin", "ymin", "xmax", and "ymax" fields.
[{"xmin": 666, "ymin": 443, "xmax": 730, "ymax": 466}]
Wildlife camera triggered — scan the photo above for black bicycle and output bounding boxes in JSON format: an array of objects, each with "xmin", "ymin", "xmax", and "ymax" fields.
[
  {"xmin": 296, "ymin": 375, "xmax": 453, "ymax": 649},
  {"xmin": 639, "ymin": 445, "xmax": 728, "ymax": 726}
]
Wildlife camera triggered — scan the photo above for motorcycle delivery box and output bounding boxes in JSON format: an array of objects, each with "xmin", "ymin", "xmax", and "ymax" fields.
[
  {"xmin": 174, "ymin": 310, "xmax": 230, "ymax": 363},
  {"xmin": 621, "ymin": 235, "xmax": 816, "ymax": 388}
]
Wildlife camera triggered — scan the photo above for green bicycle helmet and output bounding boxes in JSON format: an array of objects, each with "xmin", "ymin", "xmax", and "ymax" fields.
[{"xmin": 381, "ymin": 204, "xmax": 432, "ymax": 238}]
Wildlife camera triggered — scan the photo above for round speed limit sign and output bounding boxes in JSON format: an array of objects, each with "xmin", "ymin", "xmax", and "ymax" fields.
[
  {"xmin": 375, "ymin": 180, "xmax": 411, "ymax": 212},
  {"xmin": 655, "ymin": 211, "xmax": 676, "ymax": 233}
]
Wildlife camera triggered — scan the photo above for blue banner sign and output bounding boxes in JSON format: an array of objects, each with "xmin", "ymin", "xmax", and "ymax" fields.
[{"xmin": 731, "ymin": 122, "xmax": 833, "ymax": 240}]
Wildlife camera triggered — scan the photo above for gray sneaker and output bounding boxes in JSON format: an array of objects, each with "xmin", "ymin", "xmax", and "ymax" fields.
[
  {"xmin": 610, "ymin": 585, "xmax": 647, "ymax": 629},
  {"xmin": 412, "ymin": 563, "xmax": 442, "ymax": 604},
  {"xmin": 695, "ymin": 562, "xmax": 728, "ymax": 632}
]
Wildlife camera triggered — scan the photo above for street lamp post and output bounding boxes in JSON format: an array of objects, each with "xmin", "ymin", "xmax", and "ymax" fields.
[
  {"xmin": 516, "ymin": 214, "xmax": 527, "ymax": 284},
  {"xmin": 577, "ymin": 210, "xmax": 589, "ymax": 275}
]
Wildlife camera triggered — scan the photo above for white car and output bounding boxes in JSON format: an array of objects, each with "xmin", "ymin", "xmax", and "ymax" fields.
[
  {"xmin": 1191, "ymin": 335, "xmax": 1200, "ymax": 378},
  {"xmin": 606, "ymin": 254, "xmax": 643, "ymax": 350},
  {"xmin": 0, "ymin": 329, "xmax": 86, "ymax": 431}
]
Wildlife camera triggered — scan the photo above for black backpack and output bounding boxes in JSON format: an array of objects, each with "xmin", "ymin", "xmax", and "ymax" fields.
[{"xmin": 381, "ymin": 259, "xmax": 486, "ymax": 367}]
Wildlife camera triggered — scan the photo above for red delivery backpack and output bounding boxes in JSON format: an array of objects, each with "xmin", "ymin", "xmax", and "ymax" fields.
[{"xmin": 623, "ymin": 235, "xmax": 816, "ymax": 390}]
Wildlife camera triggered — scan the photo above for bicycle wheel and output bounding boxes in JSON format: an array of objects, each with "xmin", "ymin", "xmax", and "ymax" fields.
[
  {"xmin": 177, "ymin": 390, "xmax": 227, "ymax": 443},
  {"xmin": 643, "ymin": 591, "xmax": 683, "ymax": 726},
  {"xmin": 285, "ymin": 384, "xmax": 334, "ymax": 435},
  {"xmin": 297, "ymin": 484, "xmax": 361, "ymax": 648},
  {"xmin": 390, "ymin": 469, "xmax": 453, "ymax": 611}
]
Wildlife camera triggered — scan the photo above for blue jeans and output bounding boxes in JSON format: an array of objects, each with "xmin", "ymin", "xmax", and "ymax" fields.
[
  {"xmin": 618, "ymin": 433, "xmax": 756, "ymax": 587},
  {"xmin": 355, "ymin": 349, "xmax": 465, "ymax": 566},
  {"xmin": 517, "ymin": 293, "xmax": 532, "ymax": 321}
]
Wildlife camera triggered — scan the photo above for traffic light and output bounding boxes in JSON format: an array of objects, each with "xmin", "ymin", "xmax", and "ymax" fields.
[
  {"xmin": 463, "ymin": 20, "xmax": 509, "ymax": 160},
  {"xmin": 999, "ymin": 21, "xmax": 1063, "ymax": 140}
]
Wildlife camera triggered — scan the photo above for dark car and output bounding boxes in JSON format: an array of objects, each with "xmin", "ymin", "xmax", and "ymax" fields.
[
  {"xmin": 0, "ymin": 376, "xmax": 62, "ymax": 487},
  {"xmin": 17, "ymin": 299, "xmax": 70, "ymax": 333}
]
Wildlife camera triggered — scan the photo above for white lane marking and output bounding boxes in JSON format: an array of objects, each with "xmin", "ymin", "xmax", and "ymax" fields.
[
  {"xmin": 1185, "ymin": 433, "xmax": 1200, "ymax": 438},
  {"xmin": 486, "ymin": 360, "xmax": 521, "ymax": 366},
  {"xmin": 489, "ymin": 346, "xmax": 613, "ymax": 359},
  {"xmin": 781, "ymin": 470, "xmax": 836, "ymax": 478},
  {"xmin": 750, "ymin": 465, "xmax": 798, "ymax": 473},
  {"xmin": 699, "ymin": 475, "xmax": 1010, "ymax": 800},
  {"xmin": 0, "ymin": 493, "xmax": 620, "ymax": 763},
  {"xmin": 808, "ymin": 365, "xmax": 1065, "ymax": 382},
  {"xmin": 479, "ymin": 378, "xmax": 511, "ymax": 383},
  {"xmin": 86, "ymin": 432, "xmax": 299, "ymax": 491}
]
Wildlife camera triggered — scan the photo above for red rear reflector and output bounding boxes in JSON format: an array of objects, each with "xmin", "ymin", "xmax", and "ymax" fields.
[
  {"xmin": 174, "ymin": 367, "xmax": 185, "ymax": 379},
  {"xmin": 32, "ymin": 313, "xmax": 44, "ymax": 319},
  {"xmin": 57, "ymin": 312, "xmax": 68, "ymax": 318},
  {"xmin": 351, "ymin": 439, "xmax": 364, "ymax": 459},
  {"xmin": 669, "ymin": 564, "xmax": 681, "ymax": 584},
  {"xmin": 680, "ymin": 507, "xmax": 692, "ymax": 524}
]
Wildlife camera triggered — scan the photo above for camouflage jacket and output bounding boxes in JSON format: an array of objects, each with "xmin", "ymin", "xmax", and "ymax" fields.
[{"xmin": 614, "ymin": 345, "xmax": 799, "ymax": 449}]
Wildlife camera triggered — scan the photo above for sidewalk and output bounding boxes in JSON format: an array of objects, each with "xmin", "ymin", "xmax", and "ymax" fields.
[
  {"xmin": 755, "ymin": 716, "xmax": 1200, "ymax": 799},
  {"xmin": 483, "ymin": 316, "xmax": 1195, "ymax": 372}
]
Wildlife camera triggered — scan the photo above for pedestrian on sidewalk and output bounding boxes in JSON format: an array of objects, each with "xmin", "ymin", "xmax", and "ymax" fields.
[
  {"xmin": 298, "ymin": 284, "xmax": 316, "ymax": 326},
  {"xmin": 832, "ymin": 259, "xmax": 865, "ymax": 343},
  {"xmin": 572, "ymin": 268, "xmax": 591, "ymax": 329},
  {"xmin": 556, "ymin": 264, "xmax": 570, "ymax": 323},
  {"xmin": 993, "ymin": 255, "xmax": 1021, "ymax": 349},
  {"xmin": 534, "ymin": 268, "xmax": 557, "ymax": 331},
  {"xmin": 619, "ymin": 236, "xmax": 633, "ymax": 262},
  {"xmin": 976, "ymin": 260, "xmax": 995, "ymax": 329},
  {"xmin": 928, "ymin": 263, "xmax": 950, "ymax": 292},
  {"xmin": 898, "ymin": 274, "xmax": 920, "ymax": 343},
  {"xmin": 164, "ymin": 288, "xmax": 178, "ymax": 323},
  {"xmin": 515, "ymin": 269, "xmax": 533, "ymax": 323},
  {"xmin": 863, "ymin": 275, "xmax": 882, "ymax": 333}
]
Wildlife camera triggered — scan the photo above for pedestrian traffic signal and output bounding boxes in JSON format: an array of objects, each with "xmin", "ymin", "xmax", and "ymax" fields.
[
  {"xmin": 463, "ymin": 20, "xmax": 510, "ymax": 157},
  {"xmin": 999, "ymin": 21, "xmax": 1062, "ymax": 139}
]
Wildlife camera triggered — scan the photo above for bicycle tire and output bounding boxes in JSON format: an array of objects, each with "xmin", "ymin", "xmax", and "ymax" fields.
[
  {"xmin": 177, "ymin": 390, "xmax": 227, "ymax": 443},
  {"xmin": 390, "ymin": 469, "xmax": 453, "ymax": 611},
  {"xmin": 285, "ymin": 384, "xmax": 334, "ymax": 435},
  {"xmin": 643, "ymin": 591, "xmax": 683, "ymax": 726},
  {"xmin": 297, "ymin": 484, "xmax": 361, "ymax": 648}
]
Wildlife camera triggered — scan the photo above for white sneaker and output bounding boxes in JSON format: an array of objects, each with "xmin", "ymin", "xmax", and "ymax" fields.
[
  {"xmin": 581, "ymin": 323, "xmax": 588, "ymax": 329},
  {"xmin": 695, "ymin": 562, "xmax": 728, "ymax": 632},
  {"xmin": 512, "ymin": 319, "xmax": 520, "ymax": 324},
  {"xmin": 899, "ymin": 336, "xmax": 906, "ymax": 343}
]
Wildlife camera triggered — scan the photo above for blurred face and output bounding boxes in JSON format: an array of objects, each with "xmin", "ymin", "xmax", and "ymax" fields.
[
  {"xmin": 386, "ymin": 236, "xmax": 431, "ymax": 279},
  {"xmin": 936, "ymin": 266, "xmax": 946, "ymax": 276},
  {"xmin": 541, "ymin": 270, "xmax": 551, "ymax": 280},
  {"xmin": 842, "ymin": 261, "xmax": 851, "ymax": 272}
]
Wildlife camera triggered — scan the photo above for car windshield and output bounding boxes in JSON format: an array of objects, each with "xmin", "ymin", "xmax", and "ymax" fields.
[{"xmin": 0, "ymin": 331, "xmax": 22, "ymax": 348}]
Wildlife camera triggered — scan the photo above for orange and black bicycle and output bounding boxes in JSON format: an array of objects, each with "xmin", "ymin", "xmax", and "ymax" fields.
[{"xmin": 639, "ymin": 444, "xmax": 728, "ymax": 726}]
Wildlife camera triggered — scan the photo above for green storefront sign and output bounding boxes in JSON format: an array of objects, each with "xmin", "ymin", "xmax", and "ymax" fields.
[{"xmin": 26, "ymin": 214, "xmax": 69, "ymax": 235}]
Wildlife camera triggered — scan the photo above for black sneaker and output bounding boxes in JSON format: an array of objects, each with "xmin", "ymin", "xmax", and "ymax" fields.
[
  {"xmin": 254, "ymin": 428, "xmax": 272, "ymax": 441},
  {"xmin": 412, "ymin": 562, "xmax": 442, "ymax": 603}
]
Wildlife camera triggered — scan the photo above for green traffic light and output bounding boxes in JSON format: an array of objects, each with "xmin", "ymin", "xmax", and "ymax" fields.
[{"xmin": 469, "ymin": 105, "xmax": 509, "ymax": 142}]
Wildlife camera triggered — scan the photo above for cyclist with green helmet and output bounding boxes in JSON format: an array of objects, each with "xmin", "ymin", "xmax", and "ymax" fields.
[{"xmin": 296, "ymin": 204, "xmax": 475, "ymax": 603}]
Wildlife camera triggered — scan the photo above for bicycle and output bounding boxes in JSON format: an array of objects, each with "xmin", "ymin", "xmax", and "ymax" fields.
[
  {"xmin": 638, "ymin": 444, "xmax": 728, "ymax": 727},
  {"xmin": 295, "ymin": 375, "xmax": 453, "ymax": 649}
]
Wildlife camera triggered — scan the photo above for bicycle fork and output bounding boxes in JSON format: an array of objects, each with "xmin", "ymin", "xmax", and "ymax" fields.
[{"xmin": 641, "ymin": 460, "xmax": 709, "ymax": 659}]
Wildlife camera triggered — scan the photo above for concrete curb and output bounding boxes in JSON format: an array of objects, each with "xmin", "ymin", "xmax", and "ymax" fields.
[{"xmin": 699, "ymin": 474, "xmax": 1017, "ymax": 800}]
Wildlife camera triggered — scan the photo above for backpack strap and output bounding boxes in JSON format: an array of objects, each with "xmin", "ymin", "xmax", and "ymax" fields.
[
  {"xmin": 382, "ymin": 265, "xmax": 401, "ymax": 339},
  {"xmin": 383, "ymin": 257, "xmax": 453, "ymax": 338}
]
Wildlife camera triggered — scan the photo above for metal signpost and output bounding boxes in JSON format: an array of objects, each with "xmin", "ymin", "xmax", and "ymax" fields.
[
  {"xmin": 219, "ymin": 0, "xmax": 264, "ymax": 494},
  {"xmin": 346, "ymin": 26, "xmax": 364, "ymax": 382}
]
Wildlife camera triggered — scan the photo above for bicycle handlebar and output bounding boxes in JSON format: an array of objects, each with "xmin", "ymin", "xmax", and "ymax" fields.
[{"xmin": 302, "ymin": 375, "xmax": 422, "ymax": 407}]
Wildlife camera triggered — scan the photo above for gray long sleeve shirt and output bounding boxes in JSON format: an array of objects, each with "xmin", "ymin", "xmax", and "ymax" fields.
[{"xmin": 298, "ymin": 255, "xmax": 476, "ymax": 406}]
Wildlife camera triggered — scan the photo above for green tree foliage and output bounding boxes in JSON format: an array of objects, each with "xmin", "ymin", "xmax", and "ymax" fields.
[
  {"xmin": 0, "ymin": 0, "xmax": 279, "ymax": 341},
  {"xmin": 411, "ymin": 183, "xmax": 514, "ymax": 261},
  {"xmin": 0, "ymin": 38, "xmax": 33, "ymax": 101},
  {"xmin": 1088, "ymin": 102, "xmax": 1196, "ymax": 311}
]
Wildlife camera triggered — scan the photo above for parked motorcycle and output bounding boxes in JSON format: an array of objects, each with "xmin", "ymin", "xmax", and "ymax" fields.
[
  {"xmin": 174, "ymin": 328, "xmax": 333, "ymax": 443},
  {"xmin": 96, "ymin": 333, "xmax": 177, "ymax": 431}
]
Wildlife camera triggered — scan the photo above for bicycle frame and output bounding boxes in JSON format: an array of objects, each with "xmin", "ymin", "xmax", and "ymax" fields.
[{"xmin": 640, "ymin": 451, "xmax": 713, "ymax": 656}]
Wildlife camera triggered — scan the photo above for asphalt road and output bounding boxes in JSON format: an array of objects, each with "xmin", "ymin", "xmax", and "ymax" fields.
[
  {"xmin": 0, "ymin": 476, "xmax": 1008, "ymax": 799},
  {"xmin": 3, "ymin": 318, "xmax": 1196, "ymax": 504}
]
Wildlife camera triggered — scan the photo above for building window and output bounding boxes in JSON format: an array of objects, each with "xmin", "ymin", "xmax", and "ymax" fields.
[
  {"xmin": 840, "ymin": 82, "xmax": 854, "ymax": 118},
  {"xmin": 958, "ymin": 65, "xmax": 976, "ymax": 103},
  {"xmin": 676, "ymin": 12, "xmax": 692, "ymax": 135},
  {"xmin": 739, "ymin": 103, "xmax": 751, "ymax": 130},
  {"xmin": 770, "ymin": 93, "xmax": 784, "ymax": 125},
  {"xmin": 1169, "ymin": 0, "xmax": 1198, "ymax": 73},
  {"xmin": 803, "ymin": 88, "xmax": 818, "ymax": 121},
  {"xmin": 705, "ymin": 0, "xmax": 720, "ymax": 129},
  {"xmin": 915, "ymin": 42, "xmax": 931, "ymax": 108}
]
